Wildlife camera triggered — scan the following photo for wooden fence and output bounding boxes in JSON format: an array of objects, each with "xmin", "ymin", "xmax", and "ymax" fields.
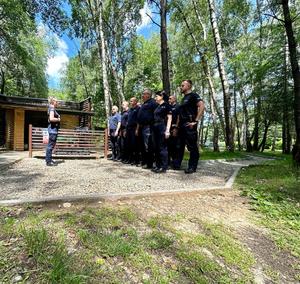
[{"xmin": 29, "ymin": 125, "xmax": 108, "ymax": 158}]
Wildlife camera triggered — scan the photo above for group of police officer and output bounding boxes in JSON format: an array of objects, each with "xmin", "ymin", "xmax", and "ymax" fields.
[{"xmin": 108, "ymin": 80, "xmax": 205, "ymax": 174}]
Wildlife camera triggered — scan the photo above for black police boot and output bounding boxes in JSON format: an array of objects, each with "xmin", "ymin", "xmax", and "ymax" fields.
[
  {"xmin": 154, "ymin": 168, "xmax": 167, "ymax": 173},
  {"xmin": 184, "ymin": 168, "xmax": 196, "ymax": 174}
]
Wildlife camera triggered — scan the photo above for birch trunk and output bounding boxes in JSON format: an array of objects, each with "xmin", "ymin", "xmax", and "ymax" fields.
[{"xmin": 208, "ymin": 0, "xmax": 234, "ymax": 151}]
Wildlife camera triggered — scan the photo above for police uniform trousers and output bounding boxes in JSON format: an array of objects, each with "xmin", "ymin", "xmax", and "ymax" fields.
[
  {"xmin": 167, "ymin": 127, "xmax": 180, "ymax": 168},
  {"xmin": 140, "ymin": 125, "xmax": 154, "ymax": 167},
  {"xmin": 126, "ymin": 127, "xmax": 140, "ymax": 164},
  {"xmin": 119, "ymin": 129, "xmax": 129, "ymax": 161},
  {"xmin": 175, "ymin": 123, "xmax": 199, "ymax": 170},
  {"xmin": 152, "ymin": 122, "xmax": 168, "ymax": 170}
]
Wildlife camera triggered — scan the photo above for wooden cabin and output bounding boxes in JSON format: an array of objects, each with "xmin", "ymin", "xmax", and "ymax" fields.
[{"xmin": 0, "ymin": 94, "xmax": 94, "ymax": 150}]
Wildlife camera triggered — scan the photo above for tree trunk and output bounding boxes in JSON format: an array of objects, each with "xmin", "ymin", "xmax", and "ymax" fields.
[
  {"xmin": 259, "ymin": 120, "xmax": 271, "ymax": 152},
  {"xmin": 233, "ymin": 72, "xmax": 241, "ymax": 151},
  {"xmin": 208, "ymin": 0, "xmax": 234, "ymax": 151},
  {"xmin": 282, "ymin": 41, "xmax": 291, "ymax": 154},
  {"xmin": 271, "ymin": 125, "xmax": 277, "ymax": 152},
  {"xmin": 210, "ymin": 96, "xmax": 219, "ymax": 152},
  {"xmin": 253, "ymin": 0, "xmax": 263, "ymax": 151},
  {"xmin": 86, "ymin": 0, "xmax": 112, "ymax": 119},
  {"xmin": 240, "ymin": 88, "xmax": 252, "ymax": 152},
  {"xmin": 106, "ymin": 39, "xmax": 125, "ymax": 107},
  {"xmin": 0, "ymin": 69, "xmax": 5, "ymax": 94},
  {"xmin": 160, "ymin": 0, "xmax": 171, "ymax": 95},
  {"xmin": 282, "ymin": 0, "xmax": 300, "ymax": 165}
]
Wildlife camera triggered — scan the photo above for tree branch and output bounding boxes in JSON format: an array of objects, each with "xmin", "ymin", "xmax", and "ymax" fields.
[
  {"xmin": 146, "ymin": 12, "xmax": 161, "ymax": 27},
  {"xmin": 264, "ymin": 13, "xmax": 285, "ymax": 23}
]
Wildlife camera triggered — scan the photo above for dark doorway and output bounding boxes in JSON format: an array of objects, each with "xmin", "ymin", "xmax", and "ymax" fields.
[{"xmin": 24, "ymin": 110, "xmax": 48, "ymax": 150}]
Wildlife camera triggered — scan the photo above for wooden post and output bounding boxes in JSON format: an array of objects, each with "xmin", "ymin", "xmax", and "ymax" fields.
[
  {"xmin": 104, "ymin": 128, "xmax": 108, "ymax": 159},
  {"xmin": 29, "ymin": 124, "xmax": 32, "ymax": 158}
]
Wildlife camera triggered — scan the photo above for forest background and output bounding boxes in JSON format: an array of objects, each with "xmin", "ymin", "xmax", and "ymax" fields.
[{"xmin": 1, "ymin": 0, "xmax": 299, "ymax": 156}]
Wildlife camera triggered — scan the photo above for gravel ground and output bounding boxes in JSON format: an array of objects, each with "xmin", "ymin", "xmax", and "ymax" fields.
[{"xmin": 0, "ymin": 156, "xmax": 267, "ymax": 201}]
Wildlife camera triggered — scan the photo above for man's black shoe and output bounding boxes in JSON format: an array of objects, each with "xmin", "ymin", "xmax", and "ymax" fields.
[
  {"xmin": 154, "ymin": 168, "xmax": 167, "ymax": 173},
  {"xmin": 173, "ymin": 166, "xmax": 181, "ymax": 171},
  {"xmin": 184, "ymin": 168, "xmax": 196, "ymax": 174},
  {"xmin": 151, "ymin": 167, "xmax": 159, "ymax": 172},
  {"xmin": 46, "ymin": 162, "xmax": 57, "ymax": 167},
  {"xmin": 142, "ymin": 165, "xmax": 152, "ymax": 169}
]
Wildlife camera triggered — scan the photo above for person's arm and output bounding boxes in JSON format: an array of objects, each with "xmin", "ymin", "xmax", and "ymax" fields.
[
  {"xmin": 135, "ymin": 124, "xmax": 139, "ymax": 136},
  {"xmin": 165, "ymin": 114, "xmax": 172, "ymax": 139},
  {"xmin": 187, "ymin": 100, "xmax": 205, "ymax": 127},
  {"xmin": 115, "ymin": 121, "xmax": 121, "ymax": 137},
  {"xmin": 195, "ymin": 100, "xmax": 205, "ymax": 123}
]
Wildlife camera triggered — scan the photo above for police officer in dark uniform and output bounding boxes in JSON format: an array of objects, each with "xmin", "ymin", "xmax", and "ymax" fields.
[
  {"xmin": 126, "ymin": 97, "xmax": 140, "ymax": 165},
  {"xmin": 45, "ymin": 97, "xmax": 60, "ymax": 166},
  {"xmin": 152, "ymin": 91, "xmax": 172, "ymax": 173},
  {"xmin": 119, "ymin": 101, "xmax": 129, "ymax": 162},
  {"xmin": 176, "ymin": 80, "xmax": 205, "ymax": 174},
  {"xmin": 136, "ymin": 89, "xmax": 158, "ymax": 169},
  {"xmin": 167, "ymin": 95, "xmax": 180, "ymax": 170}
]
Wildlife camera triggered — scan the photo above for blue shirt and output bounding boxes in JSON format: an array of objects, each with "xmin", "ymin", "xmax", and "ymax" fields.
[
  {"xmin": 137, "ymin": 98, "xmax": 158, "ymax": 125},
  {"xmin": 108, "ymin": 113, "xmax": 121, "ymax": 130},
  {"xmin": 121, "ymin": 110, "xmax": 129, "ymax": 129}
]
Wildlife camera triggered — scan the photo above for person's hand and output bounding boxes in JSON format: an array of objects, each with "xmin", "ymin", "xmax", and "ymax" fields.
[
  {"xmin": 123, "ymin": 130, "xmax": 127, "ymax": 138},
  {"xmin": 114, "ymin": 131, "xmax": 118, "ymax": 137},
  {"xmin": 135, "ymin": 129, "xmax": 138, "ymax": 136},
  {"xmin": 165, "ymin": 131, "xmax": 170, "ymax": 139},
  {"xmin": 186, "ymin": 122, "xmax": 197, "ymax": 129}
]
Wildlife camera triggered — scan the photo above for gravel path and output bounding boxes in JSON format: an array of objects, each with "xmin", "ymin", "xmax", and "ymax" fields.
[{"xmin": 0, "ymin": 156, "xmax": 268, "ymax": 201}]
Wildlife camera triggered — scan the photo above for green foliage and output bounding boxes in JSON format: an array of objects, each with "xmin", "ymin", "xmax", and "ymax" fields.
[
  {"xmin": 236, "ymin": 156, "xmax": 300, "ymax": 257},
  {"xmin": 124, "ymin": 35, "xmax": 162, "ymax": 96}
]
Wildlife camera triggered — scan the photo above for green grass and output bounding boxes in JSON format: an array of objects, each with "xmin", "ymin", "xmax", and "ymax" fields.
[
  {"xmin": 235, "ymin": 155, "xmax": 300, "ymax": 257},
  {"xmin": 0, "ymin": 205, "xmax": 260, "ymax": 283}
]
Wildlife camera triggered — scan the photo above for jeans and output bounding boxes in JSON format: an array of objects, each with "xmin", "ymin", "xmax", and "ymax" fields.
[{"xmin": 46, "ymin": 133, "xmax": 57, "ymax": 163}]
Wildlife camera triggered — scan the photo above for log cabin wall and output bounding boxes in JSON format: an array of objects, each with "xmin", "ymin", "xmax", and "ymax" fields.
[
  {"xmin": 5, "ymin": 109, "xmax": 14, "ymax": 150},
  {"xmin": 13, "ymin": 109, "xmax": 25, "ymax": 150},
  {"xmin": 60, "ymin": 114, "xmax": 79, "ymax": 129}
]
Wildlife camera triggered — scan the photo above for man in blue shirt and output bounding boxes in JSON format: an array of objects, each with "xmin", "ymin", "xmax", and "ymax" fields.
[
  {"xmin": 108, "ymin": 105, "xmax": 121, "ymax": 161},
  {"xmin": 45, "ymin": 97, "xmax": 60, "ymax": 166}
]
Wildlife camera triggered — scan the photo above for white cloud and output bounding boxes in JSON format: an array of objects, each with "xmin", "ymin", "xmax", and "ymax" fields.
[
  {"xmin": 137, "ymin": 1, "xmax": 152, "ymax": 31},
  {"xmin": 46, "ymin": 36, "xmax": 69, "ymax": 86}
]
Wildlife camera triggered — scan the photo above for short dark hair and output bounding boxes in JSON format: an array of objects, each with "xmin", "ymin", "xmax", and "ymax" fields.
[{"xmin": 183, "ymin": 79, "xmax": 193, "ymax": 86}]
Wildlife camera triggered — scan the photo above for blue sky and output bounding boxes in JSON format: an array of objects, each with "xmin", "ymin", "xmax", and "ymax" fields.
[{"xmin": 47, "ymin": 1, "xmax": 159, "ymax": 90}]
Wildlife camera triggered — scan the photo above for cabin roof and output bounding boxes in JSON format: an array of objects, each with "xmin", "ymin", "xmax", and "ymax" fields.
[{"xmin": 0, "ymin": 94, "xmax": 94, "ymax": 116}]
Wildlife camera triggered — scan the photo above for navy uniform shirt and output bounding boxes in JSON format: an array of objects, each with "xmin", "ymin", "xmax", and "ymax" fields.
[
  {"xmin": 178, "ymin": 92, "xmax": 202, "ymax": 123},
  {"xmin": 48, "ymin": 105, "xmax": 60, "ymax": 134},
  {"xmin": 137, "ymin": 98, "xmax": 158, "ymax": 125},
  {"xmin": 169, "ymin": 103, "xmax": 179, "ymax": 126},
  {"xmin": 121, "ymin": 110, "xmax": 129, "ymax": 130},
  {"xmin": 154, "ymin": 102, "xmax": 172, "ymax": 124},
  {"xmin": 108, "ymin": 113, "xmax": 121, "ymax": 130},
  {"xmin": 127, "ymin": 106, "xmax": 140, "ymax": 128}
]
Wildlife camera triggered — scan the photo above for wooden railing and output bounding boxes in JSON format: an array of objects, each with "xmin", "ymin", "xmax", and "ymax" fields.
[{"xmin": 29, "ymin": 125, "xmax": 109, "ymax": 158}]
